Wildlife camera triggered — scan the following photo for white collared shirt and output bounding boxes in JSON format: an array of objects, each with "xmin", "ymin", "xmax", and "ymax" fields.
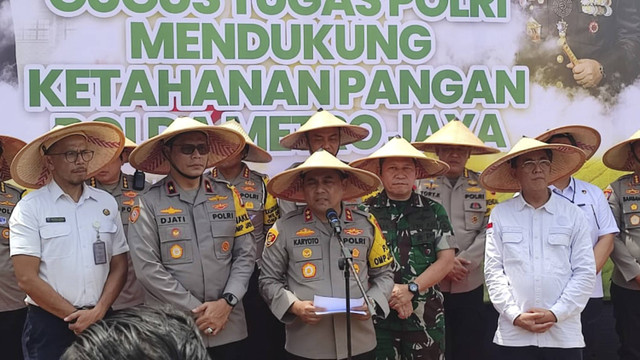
[
  {"xmin": 550, "ymin": 177, "xmax": 619, "ymax": 297},
  {"xmin": 485, "ymin": 192, "xmax": 596, "ymax": 348},
  {"xmin": 10, "ymin": 180, "xmax": 128, "ymax": 308}
]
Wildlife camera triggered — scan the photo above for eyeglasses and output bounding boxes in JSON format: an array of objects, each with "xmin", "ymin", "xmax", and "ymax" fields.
[
  {"xmin": 521, "ymin": 159, "xmax": 551, "ymax": 171},
  {"xmin": 47, "ymin": 150, "xmax": 95, "ymax": 163},
  {"xmin": 173, "ymin": 144, "xmax": 210, "ymax": 155}
]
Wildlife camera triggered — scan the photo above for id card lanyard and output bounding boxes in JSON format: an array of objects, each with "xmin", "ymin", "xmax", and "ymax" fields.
[{"xmin": 92, "ymin": 221, "xmax": 107, "ymax": 265}]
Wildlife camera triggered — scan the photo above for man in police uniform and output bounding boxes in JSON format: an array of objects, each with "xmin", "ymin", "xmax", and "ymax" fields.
[
  {"xmin": 88, "ymin": 137, "xmax": 150, "ymax": 311},
  {"xmin": 9, "ymin": 122, "xmax": 128, "ymax": 360},
  {"xmin": 0, "ymin": 135, "xmax": 26, "ymax": 360},
  {"xmin": 207, "ymin": 119, "xmax": 283, "ymax": 359},
  {"xmin": 412, "ymin": 120, "xmax": 499, "ymax": 360},
  {"xmin": 260, "ymin": 149, "xmax": 394, "ymax": 360},
  {"xmin": 127, "ymin": 117, "xmax": 255, "ymax": 360},
  {"xmin": 278, "ymin": 109, "xmax": 369, "ymax": 215},
  {"xmin": 517, "ymin": 0, "xmax": 640, "ymax": 94},
  {"xmin": 602, "ymin": 130, "xmax": 640, "ymax": 360},
  {"xmin": 352, "ymin": 137, "xmax": 455, "ymax": 359}
]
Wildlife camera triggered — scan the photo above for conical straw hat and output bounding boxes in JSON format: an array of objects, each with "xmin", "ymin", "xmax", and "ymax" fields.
[
  {"xmin": 267, "ymin": 149, "xmax": 381, "ymax": 202},
  {"xmin": 219, "ymin": 120, "xmax": 271, "ymax": 163},
  {"xmin": 602, "ymin": 130, "xmax": 640, "ymax": 171},
  {"xmin": 279, "ymin": 110, "xmax": 369, "ymax": 150},
  {"xmin": 412, "ymin": 120, "xmax": 500, "ymax": 155},
  {"xmin": 479, "ymin": 137, "xmax": 586, "ymax": 193},
  {"xmin": 535, "ymin": 125, "xmax": 600, "ymax": 160},
  {"xmin": 350, "ymin": 137, "xmax": 449, "ymax": 179},
  {"xmin": 0, "ymin": 135, "xmax": 26, "ymax": 182},
  {"xmin": 10, "ymin": 122, "xmax": 124, "ymax": 189},
  {"xmin": 129, "ymin": 117, "xmax": 246, "ymax": 175}
]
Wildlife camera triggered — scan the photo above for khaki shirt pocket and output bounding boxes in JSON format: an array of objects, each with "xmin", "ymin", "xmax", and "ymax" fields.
[
  {"xmin": 159, "ymin": 225, "xmax": 193, "ymax": 264},
  {"xmin": 211, "ymin": 220, "xmax": 235, "ymax": 260},
  {"xmin": 39, "ymin": 223, "xmax": 72, "ymax": 259},
  {"xmin": 292, "ymin": 245, "xmax": 324, "ymax": 282},
  {"xmin": 463, "ymin": 200, "xmax": 486, "ymax": 231}
]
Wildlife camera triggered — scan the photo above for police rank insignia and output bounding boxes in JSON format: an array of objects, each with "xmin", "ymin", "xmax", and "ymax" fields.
[
  {"xmin": 265, "ymin": 228, "xmax": 278, "ymax": 248},
  {"xmin": 304, "ymin": 208, "xmax": 313, "ymax": 222},
  {"xmin": 129, "ymin": 206, "xmax": 140, "ymax": 223},
  {"xmin": 103, "ymin": 209, "xmax": 110, "ymax": 216},
  {"xmin": 345, "ymin": 209, "xmax": 353, "ymax": 222},
  {"xmin": 170, "ymin": 244, "xmax": 183, "ymax": 259},
  {"xmin": 302, "ymin": 262, "xmax": 316, "ymax": 278}
]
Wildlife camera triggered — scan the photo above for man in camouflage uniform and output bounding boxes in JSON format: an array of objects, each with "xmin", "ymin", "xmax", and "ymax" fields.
[
  {"xmin": 88, "ymin": 137, "xmax": 149, "ymax": 310},
  {"xmin": 412, "ymin": 120, "xmax": 499, "ymax": 360},
  {"xmin": 0, "ymin": 135, "xmax": 26, "ymax": 360},
  {"xmin": 127, "ymin": 117, "xmax": 255, "ymax": 360},
  {"xmin": 260, "ymin": 149, "xmax": 394, "ymax": 360},
  {"xmin": 278, "ymin": 109, "xmax": 369, "ymax": 215},
  {"xmin": 353, "ymin": 137, "xmax": 456, "ymax": 360},
  {"xmin": 207, "ymin": 119, "xmax": 283, "ymax": 359},
  {"xmin": 602, "ymin": 130, "xmax": 640, "ymax": 360}
]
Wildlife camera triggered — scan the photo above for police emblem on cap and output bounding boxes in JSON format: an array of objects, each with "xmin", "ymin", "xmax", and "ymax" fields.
[
  {"xmin": 103, "ymin": 209, "xmax": 110, "ymax": 216},
  {"xmin": 170, "ymin": 244, "xmax": 183, "ymax": 259},
  {"xmin": 302, "ymin": 263, "xmax": 316, "ymax": 278}
]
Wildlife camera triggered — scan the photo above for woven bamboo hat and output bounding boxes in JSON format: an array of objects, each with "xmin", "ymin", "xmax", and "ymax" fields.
[
  {"xmin": 10, "ymin": 122, "xmax": 125, "ymax": 189},
  {"xmin": 279, "ymin": 110, "xmax": 369, "ymax": 150},
  {"xmin": 219, "ymin": 119, "xmax": 271, "ymax": 163},
  {"xmin": 412, "ymin": 119, "xmax": 500, "ymax": 155},
  {"xmin": 350, "ymin": 136, "xmax": 449, "ymax": 179},
  {"xmin": 479, "ymin": 137, "xmax": 586, "ymax": 192},
  {"xmin": 602, "ymin": 130, "xmax": 640, "ymax": 171},
  {"xmin": 267, "ymin": 149, "xmax": 381, "ymax": 202},
  {"xmin": 129, "ymin": 117, "xmax": 246, "ymax": 175},
  {"xmin": 535, "ymin": 125, "xmax": 601, "ymax": 160},
  {"xmin": 0, "ymin": 136, "xmax": 26, "ymax": 182}
]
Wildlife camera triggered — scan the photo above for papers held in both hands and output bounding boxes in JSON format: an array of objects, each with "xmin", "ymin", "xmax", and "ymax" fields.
[{"xmin": 313, "ymin": 295, "xmax": 367, "ymax": 315}]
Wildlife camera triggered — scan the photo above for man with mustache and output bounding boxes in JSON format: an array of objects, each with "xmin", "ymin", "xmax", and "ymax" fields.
[
  {"xmin": 412, "ymin": 120, "xmax": 499, "ymax": 360},
  {"xmin": 9, "ymin": 122, "xmax": 129, "ymax": 360},
  {"xmin": 127, "ymin": 117, "xmax": 255, "ymax": 360}
]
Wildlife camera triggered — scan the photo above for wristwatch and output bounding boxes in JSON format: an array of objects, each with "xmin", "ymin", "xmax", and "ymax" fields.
[
  {"xmin": 408, "ymin": 282, "xmax": 420, "ymax": 297},
  {"xmin": 222, "ymin": 293, "xmax": 238, "ymax": 307}
]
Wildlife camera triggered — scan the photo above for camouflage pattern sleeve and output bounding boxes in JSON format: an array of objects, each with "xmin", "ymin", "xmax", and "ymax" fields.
[{"xmin": 430, "ymin": 201, "xmax": 456, "ymax": 252}]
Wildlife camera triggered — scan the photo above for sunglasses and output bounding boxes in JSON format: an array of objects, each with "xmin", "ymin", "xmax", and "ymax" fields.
[{"xmin": 173, "ymin": 143, "xmax": 210, "ymax": 155}]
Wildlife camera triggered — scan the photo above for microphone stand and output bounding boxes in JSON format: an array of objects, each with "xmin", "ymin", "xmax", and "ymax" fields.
[{"xmin": 331, "ymin": 220, "xmax": 376, "ymax": 360}]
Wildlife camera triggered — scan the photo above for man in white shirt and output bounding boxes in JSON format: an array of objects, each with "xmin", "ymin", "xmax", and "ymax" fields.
[
  {"xmin": 480, "ymin": 137, "xmax": 596, "ymax": 359},
  {"xmin": 9, "ymin": 122, "xmax": 129, "ymax": 360},
  {"xmin": 536, "ymin": 126, "xmax": 618, "ymax": 360}
]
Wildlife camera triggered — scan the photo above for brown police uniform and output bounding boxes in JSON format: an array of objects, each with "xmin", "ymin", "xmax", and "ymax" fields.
[
  {"xmin": 88, "ymin": 173, "xmax": 149, "ymax": 310},
  {"xmin": 259, "ymin": 206, "xmax": 394, "ymax": 359},
  {"xmin": 128, "ymin": 175, "xmax": 255, "ymax": 348}
]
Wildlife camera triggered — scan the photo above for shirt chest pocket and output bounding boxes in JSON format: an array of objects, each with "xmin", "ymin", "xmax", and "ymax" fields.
[
  {"xmin": 545, "ymin": 227, "xmax": 572, "ymax": 274},
  {"xmin": 622, "ymin": 201, "xmax": 640, "ymax": 229},
  {"xmin": 159, "ymin": 225, "xmax": 193, "ymax": 264},
  {"xmin": 39, "ymin": 223, "xmax": 72, "ymax": 259},
  {"xmin": 292, "ymin": 245, "xmax": 324, "ymax": 282},
  {"xmin": 210, "ymin": 219, "xmax": 235, "ymax": 260},
  {"xmin": 463, "ymin": 199, "xmax": 486, "ymax": 231},
  {"xmin": 410, "ymin": 231, "xmax": 437, "ymax": 268},
  {"xmin": 502, "ymin": 228, "xmax": 527, "ymax": 265}
]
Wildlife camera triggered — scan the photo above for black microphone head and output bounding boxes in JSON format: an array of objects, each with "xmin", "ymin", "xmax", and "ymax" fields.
[{"xmin": 326, "ymin": 208, "xmax": 338, "ymax": 220}]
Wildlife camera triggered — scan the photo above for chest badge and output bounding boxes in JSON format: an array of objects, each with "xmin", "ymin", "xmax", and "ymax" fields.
[
  {"xmin": 1, "ymin": 228, "xmax": 9, "ymax": 240},
  {"xmin": 296, "ymin": 228, "xmax": 315, "ymax": 236},
  {"xmin": 171, "ymin": 228, "xmax": 181, "ymax": 238},
  {"xmin": 161, "ymin": 206, "xmax": 183, "ymax": 214},
  {"xmin": 630, "ymin": 214, "xmax": 640, "ymax": 226},
  {"xmin": 221, "ymin": 241, "xmax": 230, "ymax": 252},
  {"xmin": 344, "ymin": 228, "xmax": 363, "ymax": 236},
  {"xmin": 302, "ymin": 248, "xmax": 312, "ymax": 258},
  {"xmin": 170, "ymin": 244, "xmax": 183, "ymax": 259},
  {"xmin": 103, "ymin": 209, "xmax": 110, "ymax": 216},
  {"xmin": 352, "ymin": 248, "xmax": 360, "ymax": 258},
  {"xmin": 353, "ymin": 263, "xmax": 360, "ymax": 274},
  {"xmin": 302, "ymin": 263, "xmax": 316, "ymax": 278}
]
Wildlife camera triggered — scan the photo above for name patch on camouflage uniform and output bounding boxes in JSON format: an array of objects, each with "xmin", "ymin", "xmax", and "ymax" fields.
[
  {"xmin": 265, "ymin": 228, "xmax": 278, "ymax": 248},
  {"xmin": 129, "ymin": 206, "xmax": 140, "ymax": 223}
]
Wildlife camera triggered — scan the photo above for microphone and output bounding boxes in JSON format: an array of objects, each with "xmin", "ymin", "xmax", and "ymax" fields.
[{"xmin": 325, "ymin": 208, "xmax": 342, "ymax": 234}]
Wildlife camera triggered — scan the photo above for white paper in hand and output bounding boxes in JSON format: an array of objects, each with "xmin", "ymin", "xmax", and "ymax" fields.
[{"xmin": 313, "ymin": 295, "xmax": 367, "ymax": 315}]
